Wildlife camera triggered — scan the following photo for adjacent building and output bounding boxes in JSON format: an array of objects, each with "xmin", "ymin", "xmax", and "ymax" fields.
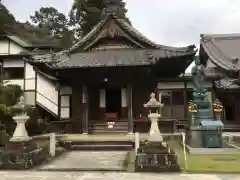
[
  {"xmin": 0, "ymin": 35, "xmax": 55, "ymax": 88},
  {"xmin": 200, "ymin": 33, "xmax": 240, "ymax": 128}
]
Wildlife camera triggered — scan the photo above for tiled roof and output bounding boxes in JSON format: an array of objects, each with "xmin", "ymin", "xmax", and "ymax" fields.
[
  {"xmin": 200, "ymin": 33, "xmax": 240, "ymax": 72},
  {"xmin": 203, "ymin": 59, "xmax": 223, "ymax": 79},
  {"xmin": 214, "ymin": 77, "xmax": 240, "ymax": 90},
  {"xmin": 27, "ymin": 6, "xmax": 196, "ymax": 70},
  {"xmin": 70, "ymin": 14, "xmax": 196, "ymax": 53},
  {"xmin": 28, "ymin": 48, "xmax": 195, "ymax": 69}
]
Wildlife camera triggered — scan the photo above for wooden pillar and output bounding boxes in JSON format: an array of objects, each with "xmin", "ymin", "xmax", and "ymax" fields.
[
  {"xmin": 183, "ymin": 81, "xmax": 187, "ymax": 119},
  {"xmin": 99, "ymin": 89, "xmax": 106, "ymax": 120},
  {"xmin": 82, "ymin": 84, "xmax": 88, "ymax": 134},
  {"xmin": 0, "ymin": 61, "xmax": 3, "ymax": 84},
  {"xmin": 127, "ymin": 84, "xmax": 133, "ymax": 134},
  {"xmin": 121, "ymin": 88, "xmax": 127, "ymax": 118}
]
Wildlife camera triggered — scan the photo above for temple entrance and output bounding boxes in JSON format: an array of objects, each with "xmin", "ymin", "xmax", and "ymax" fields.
[
  {"xmin": 105, "ymin": 88, "xmax": 121, "ymax": 119},
  {"xmin": 225, "ymin": 104, "xmax": 234, "ymax": 122}
]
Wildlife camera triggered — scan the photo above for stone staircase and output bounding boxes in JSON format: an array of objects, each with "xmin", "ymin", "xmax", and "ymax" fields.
[
  {"xmin": 36, "ymin": 151, "xmax": 127, "ymax": 171},
  {"xmin": 88, "ymin": 120, "xmax": 129, "ymax": 134},
  {"xmin": 59, "ymin": 140, "xmax": 134, "ymax": 151}
]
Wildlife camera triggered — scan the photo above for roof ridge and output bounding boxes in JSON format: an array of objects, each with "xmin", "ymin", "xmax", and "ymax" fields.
[{"xmin": 69, "ymin": 13, "xmax": 195, "ymax": 54}]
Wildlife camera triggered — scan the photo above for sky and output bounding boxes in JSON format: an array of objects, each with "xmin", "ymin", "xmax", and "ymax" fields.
[{"xmin": 2, "ymin": 0, "xmax": 240, "ymax": 72}]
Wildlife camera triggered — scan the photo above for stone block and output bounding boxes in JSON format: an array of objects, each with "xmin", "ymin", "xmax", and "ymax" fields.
[
  {"xmin": 187, "ymin": 126, "xmax": 203, "ymax": 148},
  {"xmin": 135, "ymin": 142, "xmax": 180, "ymax": 172}
]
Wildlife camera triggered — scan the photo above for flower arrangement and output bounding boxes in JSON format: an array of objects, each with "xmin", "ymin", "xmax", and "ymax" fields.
[
  {"xmin": 188, "ymin": 100, "xmax": 198, "ymax": 113},
  {"xmin": 212, "ymin": 99, "xmax": 223, "ymax": 112},
  {"xmin": 137, "ymin": 114, "xmax": 142, "ymax": 120}
]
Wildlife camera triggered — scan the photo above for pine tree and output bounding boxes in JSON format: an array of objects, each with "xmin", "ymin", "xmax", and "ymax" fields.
[{"xmin": 69, "ymin": 0, "xmax": 130, "ymax": 37}]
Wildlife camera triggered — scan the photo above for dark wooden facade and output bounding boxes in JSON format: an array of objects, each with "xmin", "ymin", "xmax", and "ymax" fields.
[{"xmin": 26, "ymin": 1, "xmax": 197, "ymax": 134}]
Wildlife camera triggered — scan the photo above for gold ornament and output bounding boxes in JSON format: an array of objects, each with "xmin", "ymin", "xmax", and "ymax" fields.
[
  {"xmin": 212, "ymin": 99, "xmax": 223, "ymax": 112},
  {"xmin": 188, "ymin": 100, "xmax": 197, "ymax": 113}
]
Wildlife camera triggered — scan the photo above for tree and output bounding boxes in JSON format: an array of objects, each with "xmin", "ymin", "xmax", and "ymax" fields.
[
  {"xmin": 69, "ymin": 0, "xmax": 130, "ymax": 37},
  {"xmin": 0, "ymin": 84, "xmax": 22, "ymax": 146},
  {"xmin": 30, "ymin": 7, "xmax": 76, "ymax": 49},
  {"xmin": 0, "ymin": 2, "xmax": 16, "ymax": 34},
  {"xmin": 30, "ymin": 7, "xmax": 69, "ymax": 38}
]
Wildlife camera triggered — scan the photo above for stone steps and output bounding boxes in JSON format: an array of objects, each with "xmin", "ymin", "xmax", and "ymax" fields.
[
  {"xmin": 59, "ymin": 140, "xmax": 134, "ymax": 151},
  {"xmin": 36, "ymin": 151, "xmax": 128, "ymax": 172}
]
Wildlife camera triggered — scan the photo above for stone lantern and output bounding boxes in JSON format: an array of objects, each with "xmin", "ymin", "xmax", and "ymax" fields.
[
  {"xmin": 6, "ymin": 96, "xmax": 37, "ymax": 151},
  {"xmin": 10, "ymin": 96, "xmax": 30, "ymax": 142},
  {"xmin": 135, "ymin": 92, "xmax": 180, "ymax": 172},
  {"xmin": 143, "ymin": 92, "xmax": 164, "ymax": 142}
]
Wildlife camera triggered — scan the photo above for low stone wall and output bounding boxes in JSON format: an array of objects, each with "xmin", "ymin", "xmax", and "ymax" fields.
[
  {"xmin": 0, "ymin": 140, "xmax": 49, "ymax": 170},
  {"xmin": 0, "ymin": 133, "xmax": 63, "ymax": 170}
]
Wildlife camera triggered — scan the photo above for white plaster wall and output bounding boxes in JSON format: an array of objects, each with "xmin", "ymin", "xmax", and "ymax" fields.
[
  {"xmin": 60, "ymin": 87, "xmax": 71, "ymax": 118},
  {"xmin": 36, "ymin": 73, "xmax": 58, "ymax": 115},
  {"xmin": 157, "ymin": 82, "xmax": 184, "ymax": 89},
  {"xmin": 61, "ymin": 96, "xmax": 70, "ymax": 107},
  {"xmin": 9, "ymin": 41, "xmax": 26, "ymax": 54},
  {"xmin": 3, "ymin": 79, "xmax": 24, "ymax": 88},
  {"xmin": 61, "ymin": 108, "xmax": 70, "ymax": 119},
  {"xmin": 0, "ymin": 40, "xmax": 26, "ymax": 54},
  {"xmin": 0, "ymin": 40, "xmax": 9, "ymax": 54},
  {"xmin": 24, "ymin": 91, "xmax": 35, "ymax": 105},
  {"xmin": 24, "ymin": 63, "xmax": 36, "ymax": 90},
  {"xmin": 4, "ymin": 59, "xmax": 24, "ymax": 67}
]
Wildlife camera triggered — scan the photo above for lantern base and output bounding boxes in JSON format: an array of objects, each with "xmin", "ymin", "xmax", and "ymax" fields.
[
  {"xmin": 135, "ymin": 141, "xmax": 180, "ymax": 172},
  {"xmin": 5, "ymin": 139, "xmax": 37, "ymax": 152}
]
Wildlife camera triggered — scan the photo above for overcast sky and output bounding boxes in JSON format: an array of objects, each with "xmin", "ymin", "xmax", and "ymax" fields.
[{"xmin": 2, "ymin": 0, "xmax": 240, "ymax": 71}]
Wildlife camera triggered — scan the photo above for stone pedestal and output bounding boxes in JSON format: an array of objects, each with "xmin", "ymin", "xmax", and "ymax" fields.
[
  {"xmin": 135, "ymin": 142, "xmax": 180, "ymax": 172},
  {"xmin": 187, "ymin": 126, "xmax": 203, "ymax": 148},
  {"xmin": 148, "ymin": 113, "xmax": 163, "ymax": 142},
  {"xmin": 6, "ymin": 114, "xmax": 37, "ymax": 152},
  {"xmin": 10, "ymin": 115, "xmax": 30, "ymax": 142},
  {"xmin": 187, "ymin": 121, "xmax": 223, "ymax": 148}
]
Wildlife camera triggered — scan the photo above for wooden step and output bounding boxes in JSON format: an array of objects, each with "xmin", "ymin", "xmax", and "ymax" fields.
[
  {"xmin": 88, "ymin": 121, "xmax": 129, "ymax": 134},
  {"xmin": 59, "ymin": 140, "xmax": 134, "ymax": 151}
]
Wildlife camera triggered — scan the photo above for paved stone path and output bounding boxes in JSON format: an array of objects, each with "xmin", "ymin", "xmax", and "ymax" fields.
[
  {"xmin": 37, "ymin": 151, "xmax": 127, "ymax": 171},
  {"xmin": 1, "ymin": 171, "xmax": 240, "ymax": 180}
]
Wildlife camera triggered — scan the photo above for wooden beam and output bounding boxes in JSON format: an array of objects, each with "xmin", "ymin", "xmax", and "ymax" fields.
[
  {"xmin": 81, "ymin": 84, "xmax": 89, "ymax": 134},
  {"xmin": 183, "ymin": 81, "xmax": 187, "ymax": 118},
  {"xmin": 127, "ymin": 83, "xmax": 133, "ymax": 134}
]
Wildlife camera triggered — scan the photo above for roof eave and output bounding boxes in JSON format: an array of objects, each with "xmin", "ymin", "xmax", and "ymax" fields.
[{"xmin": 200, "ymin": 39, "xmax": 238, "ymax": 72}]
